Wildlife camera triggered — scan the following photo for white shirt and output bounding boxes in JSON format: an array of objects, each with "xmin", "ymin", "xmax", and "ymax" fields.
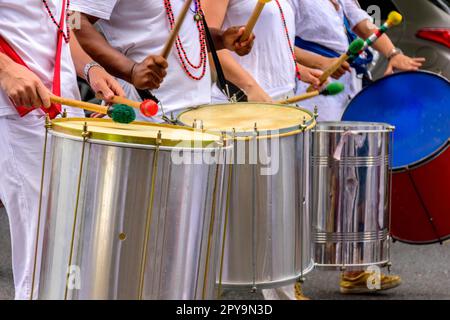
[
  {"xmin": 0, "ymin": 0, "xmax": 83, "ymax": 117},
  {"xmin": 289, "ymin": 0, "xmax": 370, "ymax": 120},
  {"xmin": 212, "ymin": 0, "xmax": 297, "ymax": 101},
  {"xmin": 70, "ymin": 0, "xmax": 212, "ymax": 120}
]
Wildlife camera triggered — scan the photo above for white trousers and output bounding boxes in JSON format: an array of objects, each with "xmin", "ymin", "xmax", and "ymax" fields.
[{"xmin": 0, "ymin": 114, "xmax": 49, "ymax": 300}]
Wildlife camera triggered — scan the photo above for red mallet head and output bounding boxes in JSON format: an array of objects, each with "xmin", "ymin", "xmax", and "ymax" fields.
[{"xmin": 140, "ymin": 99, "xmax": 159, "ymax": 117}]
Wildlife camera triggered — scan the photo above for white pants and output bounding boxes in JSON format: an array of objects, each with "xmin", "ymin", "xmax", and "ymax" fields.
[{"xmin": 0, "ymin": 114, "xmax": 49, "ymax": 300}]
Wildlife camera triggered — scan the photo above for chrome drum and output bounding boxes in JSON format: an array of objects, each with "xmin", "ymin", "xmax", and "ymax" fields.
[
  {"xmin": 311, "ymin": 122, "xmax": 394, "ymax": 269},
  {"xmin": 178, "ymin": 103, "xmax": 316, "ymax": 289},
  {"xmin": 36, "ymin": 119, "xmax": 231, "ymax": 300}
]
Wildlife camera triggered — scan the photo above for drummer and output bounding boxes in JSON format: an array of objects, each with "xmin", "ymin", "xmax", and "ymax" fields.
[
  {"xmin": 70, "ymin": 0, "xmax": 255, "ymax": 121},
  {"xmin": 267, "ymin": 0, "xmax": 426, "ymax": 300},
  {"xmin": 202, "ymin": 0, "xmax": 326, "ymax": 103},
  {"xmin": 0, "ymin": 0, "xmax": 124, "ymax": 299},
  {"xmin": 290, "ymin": 0, "xmax": 425, "ymax": 120}
]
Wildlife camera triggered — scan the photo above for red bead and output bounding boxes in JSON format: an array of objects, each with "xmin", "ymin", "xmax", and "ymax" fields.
[{"xmin": 140, "ymin": 100, "xmax": 159, "ymax": 117}]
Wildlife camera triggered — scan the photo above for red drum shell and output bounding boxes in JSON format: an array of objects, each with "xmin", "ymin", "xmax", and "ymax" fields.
[{"xmin": 391, "ymin": 144, "xmax": 450, "ymax": 244}]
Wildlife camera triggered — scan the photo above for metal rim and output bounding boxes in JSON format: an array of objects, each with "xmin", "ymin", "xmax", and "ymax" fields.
[
  {"xmin": 50, "ymin": 118, "xmax": 229, "ymax": 148},
  {"xmin": 177, "ymin": 102, "xmax": 317, "ymax": 138}
]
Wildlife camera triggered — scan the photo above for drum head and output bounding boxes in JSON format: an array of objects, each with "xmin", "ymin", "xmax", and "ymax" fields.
[
  {"xmin": 342, "ymin": 71, "xmax": 450, "ymax": 169},
  {"xmin": 50, "ymin": 118, "xmax": 224, "ymax": 148},
  {"xmin": 177, "ymin": 103, "xmax": 315, "ymax": 136}
]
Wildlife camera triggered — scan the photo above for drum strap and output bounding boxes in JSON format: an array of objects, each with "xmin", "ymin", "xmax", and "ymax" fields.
[{"xmin": 0, "ymin": 0, "xmax": 68, "ymax": 119}]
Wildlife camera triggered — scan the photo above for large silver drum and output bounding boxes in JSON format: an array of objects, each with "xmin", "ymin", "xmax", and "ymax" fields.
[
  {"xmin": 178, "ymin": 103, "xmax": 316, "ymax": 289},
  {"xmin": 36, "ymin": 118, "xmax": 231, "ymax": 299},
  {"xmin": 311, "ymin": 122, "xmax": 394, "ymax": 269}
]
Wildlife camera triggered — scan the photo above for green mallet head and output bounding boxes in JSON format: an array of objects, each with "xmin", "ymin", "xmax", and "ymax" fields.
[
  {"xmin": 321, "ymin": 82, "xmax": 345, "ymax": 96},
  {"xmin": 348, "ymin": 38, "xmax": 365, "ymax": 56},
  {"xmin": 107, "ymin": 104, "xmax": 137, "ymax": 124}
]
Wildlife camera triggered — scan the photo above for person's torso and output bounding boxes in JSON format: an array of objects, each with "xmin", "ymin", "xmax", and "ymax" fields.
[
  {"xmin": 96, "ymin": 0, "xmax": 211, "ymax": 113},
  {"xmin": 221, "ymin": 0, "xmax": 297, "ymax": 98},
  {"xmin": 291, "ymin": 0, "xmax": 350, "ymax": 54},
  {"xmin": 0, "ymin": 0, "xmax": 82, "ymax": 117}
]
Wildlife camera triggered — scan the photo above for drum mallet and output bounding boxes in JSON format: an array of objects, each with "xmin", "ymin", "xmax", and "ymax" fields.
[
  {"xmin": 306, "ymin": 38, "xmax": 365, "ymax": 92},
  {"xmin": 278, "ymin": 82, "xmax": 345, "ymax": 105},
  {"xmin": 50, "ymin": 96, "xmax": 136, "ymax": 124},
  {"xmin": 348, "ymin": 11, "xmax": 403, "ymax": 63},
  {"xmin": 241, "ymin": 0, "xmax": 272, "ymax": 41},
  {"xmin": 114, "ymin": 0, "xmax": 194, "ymax": 118},
  {"xmin": 98, "ymin": 94, "xmax": 159, "ymax": 118}
]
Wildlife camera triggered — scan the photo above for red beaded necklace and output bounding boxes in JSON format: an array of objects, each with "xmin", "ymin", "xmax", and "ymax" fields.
[
  {"xmin": 42, "ymin": 0, "xmax": 71, "ymax": 43},
  {"xmin": 274, "ymin": 0, "xmax": 301, "ymax": 80},
  {"xmin": 163, "ymin": 0, "xmax": 208, "ymax": 81}
]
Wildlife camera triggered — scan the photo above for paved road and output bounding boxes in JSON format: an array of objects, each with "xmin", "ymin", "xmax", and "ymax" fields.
[{"xmin": 1, "ymin": 208, "xmax": 449, "ymax": 300}]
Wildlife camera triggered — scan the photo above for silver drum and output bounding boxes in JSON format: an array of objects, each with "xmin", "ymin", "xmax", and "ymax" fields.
[
  {"xmin": 311, "ymin": 122, "xmax": 394, "ymax": 269},
  {"xmin": 177, "ymin": 103, "xmax": 316, "ymax": 289},
  {"xmin": 36, "ymin": 118, "xmax": 231, "ymax": 300}
]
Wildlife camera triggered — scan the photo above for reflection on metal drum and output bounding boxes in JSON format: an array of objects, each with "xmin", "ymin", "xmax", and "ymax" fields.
[
  {"xmin": 37, "ymin": 119, "xmax": 231, "ymax": 300},
  {"xmin": 311, "ymin": 122, "xmax": 394, "ymax": 269},
  {"xmin": 178, "ymin": 103, "xmax": 316, "ymax": 289}
]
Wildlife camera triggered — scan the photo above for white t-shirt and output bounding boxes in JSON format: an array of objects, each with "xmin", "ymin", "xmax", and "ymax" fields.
[
  {"xmin": 212, "ymin": 0, "xmax": 297, "ymax": 101},
  {"xmin": 0, "ymin": 0, "xmax": 83, "ymax": 117},
  {"xmin": 290, "ymin": 0, "xmax": 370, "ymax": 121},
  {"xmin": 70, "ymin": 0, "xmax": 212, "ymax": 120}
]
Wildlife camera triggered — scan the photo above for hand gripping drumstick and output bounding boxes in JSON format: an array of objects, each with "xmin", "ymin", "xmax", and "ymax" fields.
[
  {"xmin": 306, "ymin": 38, "xmax": 365, "ymax": 92},
  {"xmin": 348, "ymin": 11, "xmax": 403, "ymax": 63},
  {"xmin": 161, "ymin": 0, "xmax": 194, "ymax": 59},
  {"xmin": 278, "ymin": 82, "xmax": 345, "ymax": 105},
  {"xmin": 97, "ymin": 94, "xmax": 159, "ymax": 118},
  {"xmin": 241, "ymin": 0, "xmax": 272, "ymax": 41},
  {"xmin": 50, "ymin": 96, "xmax": 136, "ymax": 124},
  {"xmin": 133, "ymin": 0, "xmax": 193, "ymax": 116}
]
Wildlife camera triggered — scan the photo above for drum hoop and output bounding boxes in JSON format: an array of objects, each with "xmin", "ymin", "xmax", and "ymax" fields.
[
  {"xmin": 50, "ymin": 118, "xmax": 230, "ymax": 148},
  {"xmin": 177, "ymin": 102, "xmax": 316, "ymax": 139},
  {"xmin": 392, "ymin": 139, "xmax": 450, "ymax": 173}
]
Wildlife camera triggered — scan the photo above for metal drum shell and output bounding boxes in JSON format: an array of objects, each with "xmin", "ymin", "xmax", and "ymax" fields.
[
  {"xmin": 311, "ymin": 122, "xmax": 393, "ymax": 269},
  {"xmin": 178, "ymin": 103, "xmax": 316, "ymax": 289},
  {"xmin": 38, "ymin": 119, "xmax": 231, "ymax": 300}
]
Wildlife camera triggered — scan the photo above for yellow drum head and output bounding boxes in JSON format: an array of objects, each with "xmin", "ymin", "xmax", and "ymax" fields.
[
  {"xmin": 177, "ymin": 103, "xmax": 315, "ymax": 136},
  {"xmin": 50, "ymin": 118, "xmax": 226, "ymax": 148}
]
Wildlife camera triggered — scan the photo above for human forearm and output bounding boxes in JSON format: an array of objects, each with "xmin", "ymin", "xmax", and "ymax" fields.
[
  {"xmin": 295, "ymin": 47, "xmax": 329, "ymax": 70},
  {"xmin": 353, "ymin": 19, "xmax": 394, "ymax": 57},
  {"xmin": 217, "ymin": 50, "xmax": 256, "ymax": 91},
  {"xmin": 73, "ymin": 14, "xmax": 135, "ymax": 83}
]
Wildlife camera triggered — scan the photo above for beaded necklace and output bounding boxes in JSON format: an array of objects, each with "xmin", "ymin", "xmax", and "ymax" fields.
[
  {"xmin": 163, "ymin": 0, "xmax": 208, "ymax": 81},
  {"xmin": 274, "ymin": 0, "xmax": 301, "ymax": 80},
  {"xmin": 42, "ymin": 0, "xmax": 71, "ymax": 43}
]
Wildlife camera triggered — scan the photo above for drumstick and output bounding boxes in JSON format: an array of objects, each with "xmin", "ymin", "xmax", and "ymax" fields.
[
  {"xmin": 241, "ymin": 0, "xmax": 272, "ymax": 41},
  {"xmin": 278, "ymin": 82, "xmax": 345, "ymax": 105},
  {"xmin": 97, "ymin": 94, "xmax": 159, "ymax": 117},
  {"xmin": 161, "ymin": 0, "xmax": 194, "ymax": 59},
  {"xmin": 349, "ymin": 11, "xmax": 403, "ymax": 63},
  {"xmin": 306, "ymin": 38, "xmax": 365, "ymax": 92},
  {"xmin": 50, "ymin": 96, "xmax": 136, "ymax": 124}
]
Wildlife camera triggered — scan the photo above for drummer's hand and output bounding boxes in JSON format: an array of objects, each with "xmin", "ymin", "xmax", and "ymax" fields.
[
  {"xmin": 297, "ymin": 64, "xmax": 323, "ymax": 89},
  {"xmin": 384, "ymin": 54, "xmax": 425, "ymax": 76},
  {"xmin": 88, "ymin": 66, "xmax": 125, "ymax": 102},
  {"xmin": 223, "ymin": 26, "xmax": 255, "ymax": 57},
  {"xmin": 0, "ymin": 60, "xmax": 51, "ymax": 108},
  {"xmin": 321, "ymin": 58, "xmax": 351, "ymax": 79},
  {"xmin": 131, "ymin": 55, "xmax": 168, "ymax": 90},
  {"xmin": 244, "ymin": 83, "xmax": 273, "ymax": 103}
]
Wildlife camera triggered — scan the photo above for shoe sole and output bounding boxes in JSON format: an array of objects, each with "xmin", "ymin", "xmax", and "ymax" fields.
[{"xmin": 340, "ymin": 280, "xmax": 402, "ymax": 294}]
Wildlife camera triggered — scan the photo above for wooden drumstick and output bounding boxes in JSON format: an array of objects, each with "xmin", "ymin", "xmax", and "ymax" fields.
[
  {"xmin": 161, "ymin": 0, "xmax": 194, "ymax": 59},
  {"xmin": 241, "ymin": 0, "xmax": 272, "ymax": 41},
  {"xmin": 96, "ymin": 94, "xmax": 159, "ymax": 117},
  {"xmin": 278, "ymin": 82, "xmax": 345, "ymax": 105},
  {"xmin": 50, "ymin": 96, "xmax": 136, "ymax": 124},
  {"xmin": 306, "ymin": 38, "xmax": 365, "ymax": 92}
]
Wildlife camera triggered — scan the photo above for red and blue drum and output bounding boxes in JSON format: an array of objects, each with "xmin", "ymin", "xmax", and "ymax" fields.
[{"xmin": 342, "ymin": 71, "xmax": 450, "ymax": 244}]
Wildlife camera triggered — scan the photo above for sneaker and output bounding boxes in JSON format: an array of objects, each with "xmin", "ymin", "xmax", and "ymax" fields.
[{"xmin": 340, "ymin": 271, "xmax": 402, "ymax": 294}]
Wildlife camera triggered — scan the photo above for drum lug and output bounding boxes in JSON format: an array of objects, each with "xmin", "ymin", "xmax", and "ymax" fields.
[
  {"xmin": 313, "ymin": 106, "xmax": 319, "ymax": 120},
  {"xmin": 82, "ymin": 122, "xmax": 91, "ymax": 139},
  {"xmin": 156, "ymin": 130, "xmax": 162, "ymax": 145},
  {"xmin": 298, "ymin": 276, "xmax": 306, "ymax": 283},
  {"xmin": 300, "ymin": 116, "xmax": 307, "ymax": 132},
  {"xmin": 386, "ymin": 261, "xmax": 392, "ymax": 273},
  {"xmin": 45, "ymin": 114, "xmax": 52, "ymax": 130}
]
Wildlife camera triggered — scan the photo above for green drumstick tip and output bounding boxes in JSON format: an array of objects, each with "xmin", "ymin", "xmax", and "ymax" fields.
[
  {"xmin": 348, "ymin": 38, "xmax": 365, "ymax": 56},
  {"xmin": 108, "ymin": 104, "xmax": 137, "ymax": 124},
  {"xmin": 322, "ymin": 82, "xmax": 345, "ymax": 96}
]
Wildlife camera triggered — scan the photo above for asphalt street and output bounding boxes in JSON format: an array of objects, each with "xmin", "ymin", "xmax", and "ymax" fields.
[{"xmin": 1, "ymin": 207, "xmax": 449, "ymax": 300}]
